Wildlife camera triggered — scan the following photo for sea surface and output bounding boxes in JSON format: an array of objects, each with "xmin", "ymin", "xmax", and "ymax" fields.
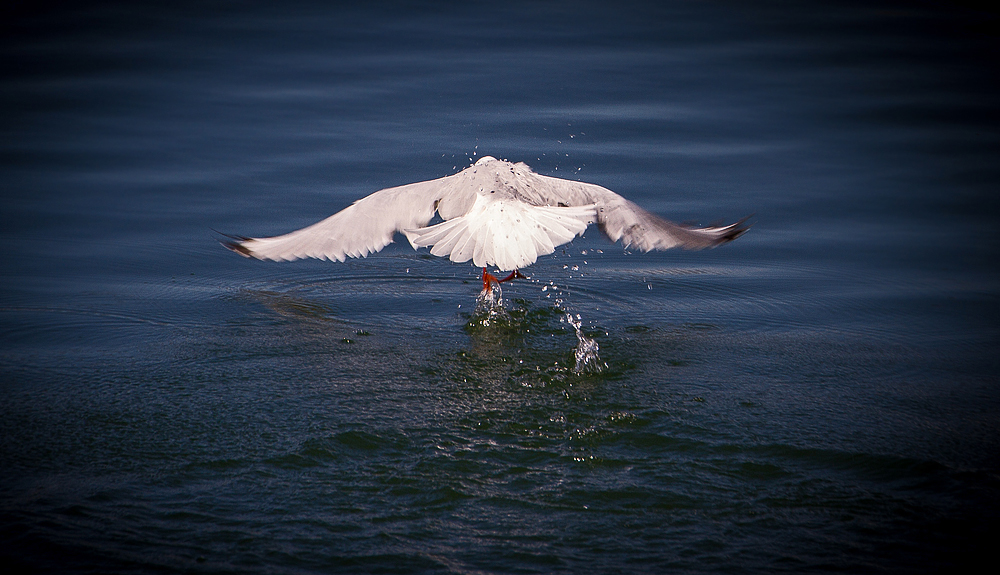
[{"xmin": 2, "ymin": 1, "xmax": 998, "ymax": 573}]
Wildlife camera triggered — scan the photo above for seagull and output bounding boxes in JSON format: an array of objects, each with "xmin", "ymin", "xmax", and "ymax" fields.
[{"xmin": 224, "ymin": 156, "xmax": 750, "ymax": 292}]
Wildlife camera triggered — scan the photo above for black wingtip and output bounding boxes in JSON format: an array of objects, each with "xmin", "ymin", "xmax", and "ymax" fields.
[
  {"xmin": 212, "ymin": 229, "xmax": 255, "ymax": 258},
  {"xmin": 721, "ymin": 214, "xmax": 754, "ymax": 243},
  {"xmin": 223, "ymin": 240, "xmax": 255, "ymax": 258}
]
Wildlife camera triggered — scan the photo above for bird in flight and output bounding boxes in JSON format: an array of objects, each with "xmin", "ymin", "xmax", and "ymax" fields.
[{"xmin": 224, "ymin": 156, "xmax": 749, "ymax": 292}]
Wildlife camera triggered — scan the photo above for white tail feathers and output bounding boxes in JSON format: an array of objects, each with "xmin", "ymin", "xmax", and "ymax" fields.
[{"xmin": 404, "ymin": 195, "xmax": 596, "ymax": 271}]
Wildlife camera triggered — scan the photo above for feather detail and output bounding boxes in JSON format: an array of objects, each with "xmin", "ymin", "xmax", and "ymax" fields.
[{"xmin": 404, "ymin": 194, "xmax": 596, "ymax": 271}]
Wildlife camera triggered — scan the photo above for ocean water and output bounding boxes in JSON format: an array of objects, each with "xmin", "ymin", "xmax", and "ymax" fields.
[{"xmin": 2, "ymin": 1, "xmax": 998, "ymax": 573}]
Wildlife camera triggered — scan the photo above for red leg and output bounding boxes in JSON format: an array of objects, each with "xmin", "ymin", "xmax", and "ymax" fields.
[
  {"xmin": 482, "ymin": 267, "xmax": 499, "ymax": 292},
  {"xmin": 497, "ymin": 269, "xmax": 527, "ymax": 283}
]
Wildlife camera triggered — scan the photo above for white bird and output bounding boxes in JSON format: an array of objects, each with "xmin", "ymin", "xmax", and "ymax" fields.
[{"xmin": 225, "ymin": 156, "xmax": 750, "ymax": 291}]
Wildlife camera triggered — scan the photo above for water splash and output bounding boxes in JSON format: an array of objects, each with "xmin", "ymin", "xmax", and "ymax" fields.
[
  {"xmin": 471, "ymin": 283, "xmax": 509, "ymax": 327},
  {"xmin": 468, "ymin": 281, "xmax": 603, "ymax": 375},
  {"xmin": 563, "ymin": 312, "xmax": 602, "ymax": 374}
]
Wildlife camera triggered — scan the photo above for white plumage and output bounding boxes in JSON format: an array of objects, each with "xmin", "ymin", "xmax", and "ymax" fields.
[{"xmin": 225, "ymin": 156, "xmax": 749, "ymax": 272}]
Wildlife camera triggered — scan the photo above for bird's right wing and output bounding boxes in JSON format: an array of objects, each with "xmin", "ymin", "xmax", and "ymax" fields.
[
  {"xmin": 224, "ymin": 178, "xmax": 447, "ymax": 262},
  {"xmin": 526, "ymin": 172, "xmax": 751, "ymax": 251}
]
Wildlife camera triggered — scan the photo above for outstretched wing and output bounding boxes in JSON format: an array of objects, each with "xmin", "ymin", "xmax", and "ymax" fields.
[
  {"xmin": 224, "ymin": 178, "xmax": 446, "ymax": 262},
  {"xmin": 524, "ymin": 171, "xmax": 751, "ymax": 251},
  {"xmin": 225, "ymin": 158, "xmax": 749, "ymax": 266}
]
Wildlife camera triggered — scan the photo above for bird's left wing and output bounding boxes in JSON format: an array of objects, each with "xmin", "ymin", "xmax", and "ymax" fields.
[{"xmin": 224, "ymin": 178, "xmax": 447, "ymax": 262}]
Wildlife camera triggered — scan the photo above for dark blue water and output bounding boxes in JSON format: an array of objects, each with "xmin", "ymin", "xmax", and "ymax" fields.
[{"xmin": 2, "ymin": 1, "xmax": 998, "ymax": 573}]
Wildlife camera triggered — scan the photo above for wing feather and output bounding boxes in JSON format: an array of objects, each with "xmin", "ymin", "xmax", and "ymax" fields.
[
  {"xmin": 225, "ymin": 178, "xmax": 445, "ymax": 262},
  {"xmin": 524, "ymin": 172, "xmax": 750, "ymax": 250}
]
